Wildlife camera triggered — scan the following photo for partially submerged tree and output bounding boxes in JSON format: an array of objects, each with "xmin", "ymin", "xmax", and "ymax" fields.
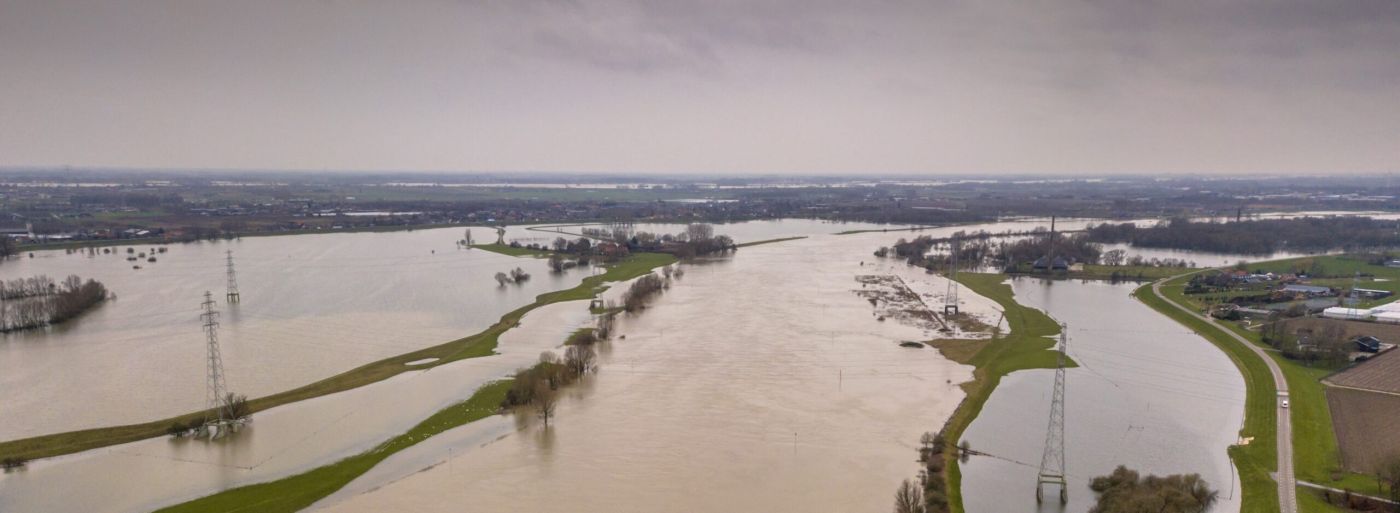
[
  {"xmin": 1089, "ymin": 466, "xmax": 1219, "ymax": 513},
  {"xmin": 564, "ymin": 344, "xmax": 596, "ymax": 375},
  {"xmin": 894, "ymin": 479, "xmax": 925, "ymax": 513},
  {"xmin": 534, "ymin": 383, "xmax": 557, "ymax": 427}
]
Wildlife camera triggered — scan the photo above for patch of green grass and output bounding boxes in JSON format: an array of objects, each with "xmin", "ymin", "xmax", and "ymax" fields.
[
  {"xmin": 1138, "ymin": 273, "xmax": 1279, "ymax": 513},
  {"xmin": 1297, "ymin": 486, "xmax": 1348, "ymax": 513},
  {"xmin": 564, "ymin": 327, "xmax": 598, "ymax": 345},
  {"xmin": 1215, "ymin": 319, "xmax": 1389, "ymax": 497},
  {"xmin": 928, "ymin": 273, "xmax": 1071, "ymax": 513},
  {"xmin": 153, "ymin": 380, "xmax": 513, "ymax": 513},
  {"xmin": 470, "ymin": 243, "xmax": 551, "ymax": 257},
  {"xmin": 0, "ymin": 252, "xmax": 675, "ymax": 462}
]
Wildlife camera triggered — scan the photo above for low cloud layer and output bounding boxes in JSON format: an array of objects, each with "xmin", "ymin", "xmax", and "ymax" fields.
[{"xmin": 1, "ymin": 0, "xmax": 1397, "ymax": 174}]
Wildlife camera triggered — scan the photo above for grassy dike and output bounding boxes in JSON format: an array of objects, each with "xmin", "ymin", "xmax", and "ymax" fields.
[
  {"xmin": 469, "ymin": 243, "xmax": 552, "ymax": 257},
  {"xmin": 0, "ymin": 252, "xmax": 676, "ymax": 462},
  {"xmin": 1136, "ymin": 273, "xmax": 1280, "ymax": 513},
  {"xmin": 155, "ymin": 380, "xmax": 513, "ymax": 513},
  {"xmin": 1150, "ymin": 256, "xmax": 1395, "ymax": 510},
  {"xmin": 735, "ymin": 236, "xmax": 808, "ymax": 247},
  {"xmin": 926, "ymin": 273, "xmax": 1071, "ymax": 513}
]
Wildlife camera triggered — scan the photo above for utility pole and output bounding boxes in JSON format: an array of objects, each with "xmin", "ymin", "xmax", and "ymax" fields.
[
  {"xmin": 225, "ymin": 250, "xmax": 240, "ymax": 303},
  {"xmin": 1346, "ymin": 272, "xmax": 1361, "ymax": 309},
  {"xmin": 944, "ymin": 236, "xmax": 960, "ymax": 315},
  {"xmin": 1037, "ymin": 323, "xmax": 1069, "ymax": 504},
  {"xmin": 201, "ymin": 291, "xmax": 230, "ymax": 436}
]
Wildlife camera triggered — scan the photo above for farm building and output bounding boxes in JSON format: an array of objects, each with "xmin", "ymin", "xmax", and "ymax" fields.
[
  {"xmin": 1281, "ymin": 284, "xmax": 1333, "ymax": 296},
  {"xmin": 1354, "ymin": 288, "xmax": 1394, "ymax": 300},
  {"xmin": 1322, "ymin": 347, "xmax": 1400, "ymax": 473},
  {"xmin": 1031, "ymin": 256, "xmax": 1069, "ymax": 271},
  {"xmin": 1323, "ymin": 307, "xmax": 1371, "ymax": 321}
]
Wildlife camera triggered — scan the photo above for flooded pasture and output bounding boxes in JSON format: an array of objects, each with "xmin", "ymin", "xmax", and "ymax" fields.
[
  {"xmin": 958, "ymin": 278, "xmax": 1246, "ymax": 513},
  {"xmin": 0, "ymin": 228, "xmax": 594, "ymax": 439}
]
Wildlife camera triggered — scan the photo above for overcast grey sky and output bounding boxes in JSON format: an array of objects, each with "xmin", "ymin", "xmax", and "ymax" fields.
[{"xmin": 1, "ymin": 0, "xmax": 1397, "ymax": 175}]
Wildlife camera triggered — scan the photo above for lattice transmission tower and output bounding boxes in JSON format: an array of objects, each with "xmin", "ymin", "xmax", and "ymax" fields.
[
  {"xmin": 201, "ymin": 291, "xmax": 231, "ymax": 434},
  {"xmin": 225, "ymin": 250, "xmax": 240, "ymax": 303},
  {"xmin": 944, "ymin": 236, "xmax": 959, "ymax": 315},
  {"xmin": 1037, "ymin": 322, "xmax": 1069, "ymax": 504}
]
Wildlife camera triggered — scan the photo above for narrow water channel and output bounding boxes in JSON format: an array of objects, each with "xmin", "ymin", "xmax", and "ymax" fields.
[{"xmin": 959, "ymin": 278, "xmax": 1246, "ymax": 513}]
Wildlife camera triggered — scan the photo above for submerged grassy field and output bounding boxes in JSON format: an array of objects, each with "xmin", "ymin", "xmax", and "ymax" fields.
[
  {"xmin": 154, "ymin": 380, "xmax": 513, "ymax": 513},
  {"xmin": 926, "ymin": 273, "xmax": 1070, "ymax": 513},
  {"xmin": 0, "ymin": 252, "xmax": 675, "ymax": 462}
]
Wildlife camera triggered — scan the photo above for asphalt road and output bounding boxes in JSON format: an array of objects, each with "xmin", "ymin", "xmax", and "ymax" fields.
[{"xmin": 1153, "ymin": 278, "xmax": 1297, "ymax": 513}]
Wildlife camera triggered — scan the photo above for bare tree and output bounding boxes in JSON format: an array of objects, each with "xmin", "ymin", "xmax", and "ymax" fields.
[
  {"xmin": 564, "ymin": 344, "xmax": 596, "ymax": 376},
  {"xmin": 686, "ymin": 223, "xmax": 714, "ymax": 242},
  {"xmin": 894, "ymin": 479, "xmax": 925, "ymax": 513},
  {"xmin": 1103, "ymin": 249, "xmax": 1127, "ymax": 266},
  {"xmin": 534, "ymin": 383, "xmax": 557, "ymax": 428},
  {"xmin": 494, "ymin": 272, "xmax": 511, "ymax": 286},
  {"xmin": 1379, "ymin": 453, "xmax": 1400, "ymax": 509}
]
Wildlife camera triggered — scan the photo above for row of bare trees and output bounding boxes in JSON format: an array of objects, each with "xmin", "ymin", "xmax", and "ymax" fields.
[
  {"xmin": 0, "ymin": 275, "xmax": 110, "ymax": 332},
  {"xmin": 0, "ymin": 275, "xmax": 57, "ymax": 300},
  {"xmin": 622, "ymin": 272, "xmax": 668, "ymax": 312},
  {"xmin": 501, "ymin": 322, "xmax": 607, "ymax": 427}
]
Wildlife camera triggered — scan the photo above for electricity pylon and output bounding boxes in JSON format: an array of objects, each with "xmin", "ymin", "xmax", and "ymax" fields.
[
  {"xmin": 1037, "ymin": 322, "xmax": 1069, "ymax": 504},
  {"xmin": 944, "ymin": 237, "xmax": 960, "ymax": 315},
  {"xmin": 201, "ymin": 291, "xmax": 230, "ymax": 434},
  {"xmin": 225, "ymin": 250, "xmax": 240, "ymax": 303}
]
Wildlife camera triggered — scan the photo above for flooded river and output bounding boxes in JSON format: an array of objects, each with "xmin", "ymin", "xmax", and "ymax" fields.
[
  {"xmin": 316, "ymin": 232, "xmax": 985, "ymax": 513},
  {"xmin": 1, "ymin": 217, "xmax": 1285, "ymax": 512}
]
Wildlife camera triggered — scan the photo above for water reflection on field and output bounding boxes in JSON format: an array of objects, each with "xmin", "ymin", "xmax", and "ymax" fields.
[{"xmin": 959, "ymin": 278, "xmax": 1245, "ymax": 513}]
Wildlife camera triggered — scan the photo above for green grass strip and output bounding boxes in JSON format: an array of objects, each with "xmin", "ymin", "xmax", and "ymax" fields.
[
  {"xmin": 735, "ymin": 236, "xmax": 807, "ymax": 248},
  {"xmin": 928, "ymin": 273, "xmax": 1070, "ymax": 513},
  {"xmin": 469, "ymin": 243, "xmax": 552, "ymax": 257}
]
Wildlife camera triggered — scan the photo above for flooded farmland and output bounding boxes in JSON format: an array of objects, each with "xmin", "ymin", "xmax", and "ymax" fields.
[{"xmin": 0, "ymin": 217, "xmax": 1279, "ymax": 513}]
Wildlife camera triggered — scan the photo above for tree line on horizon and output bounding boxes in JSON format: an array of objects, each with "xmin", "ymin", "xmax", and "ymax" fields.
[{"xmin": 1085, "ymin": 217, "xmax": 1400, "ymax": 255}]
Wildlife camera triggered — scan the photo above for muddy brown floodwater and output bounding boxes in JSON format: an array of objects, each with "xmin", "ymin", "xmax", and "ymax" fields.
[
  {"xmin": 3, "ymin": 217, "xmax": 1296, "ymax": 513},
  {"xmin": 315, "ymin": 233, "xmax": 991, "ymax": 513}
]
